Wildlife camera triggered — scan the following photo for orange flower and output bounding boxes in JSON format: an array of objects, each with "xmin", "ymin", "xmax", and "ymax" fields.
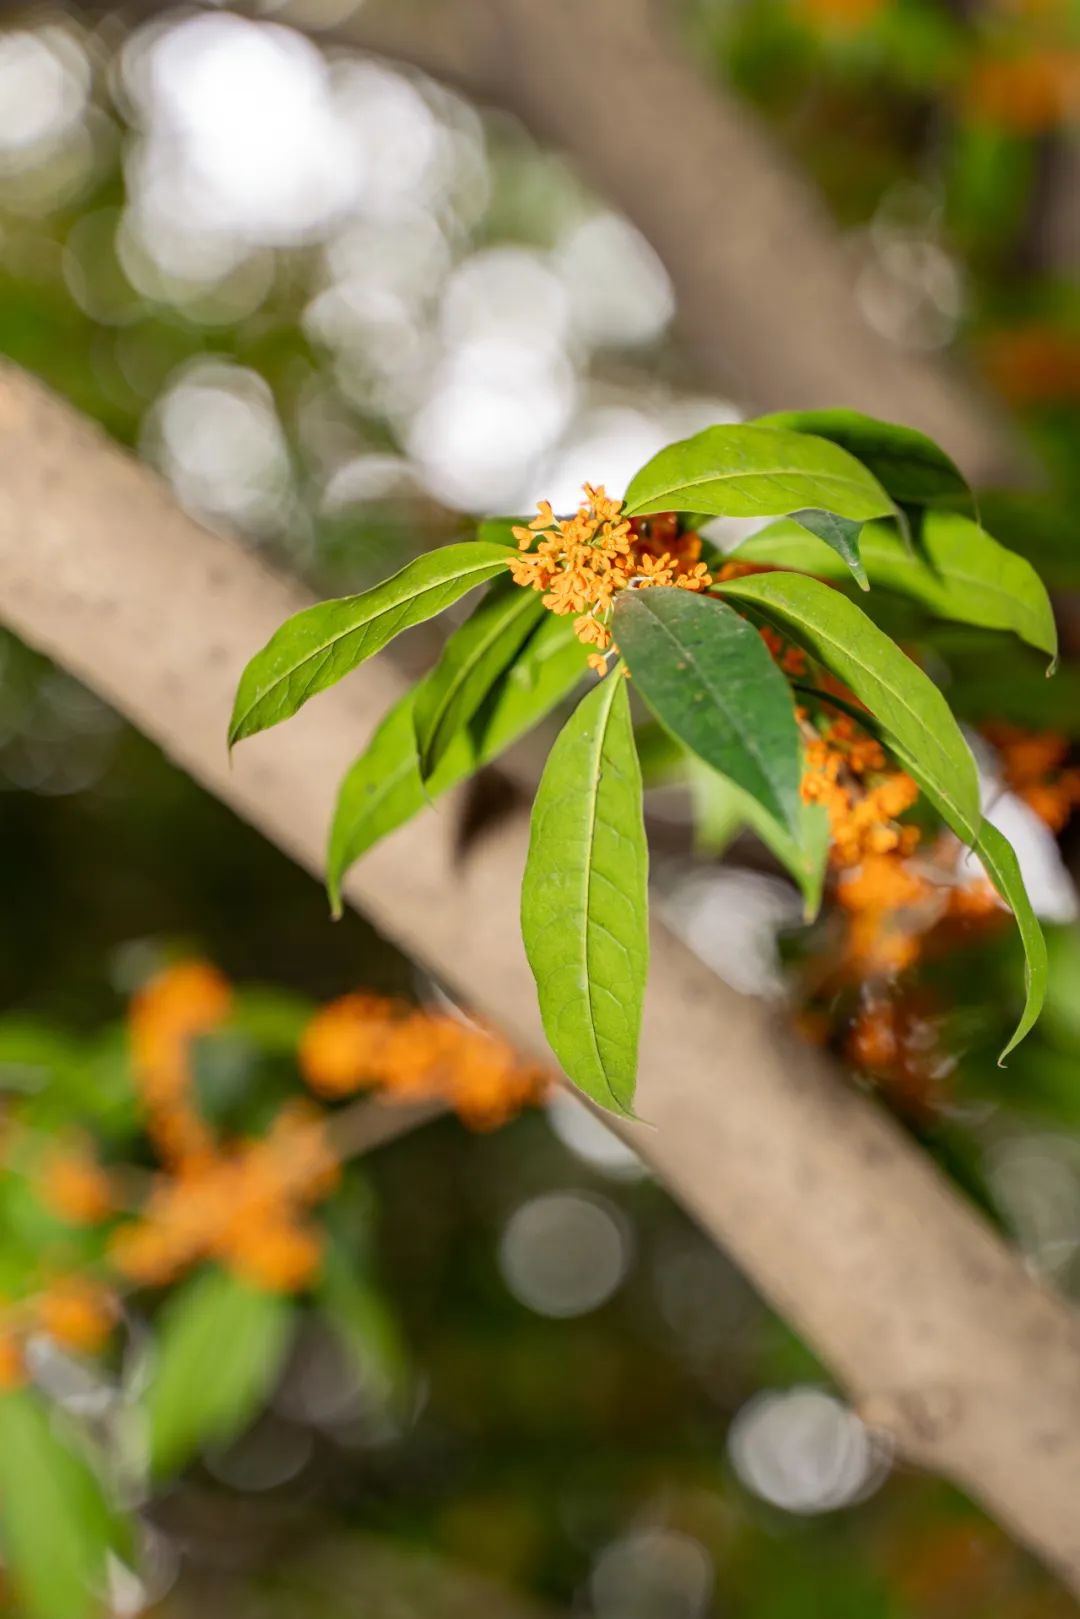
[
  {"xmin": 227, "ymin": 1220, "xmax": 323, "ymax": 1293},
  {"xmin": 0, "ymin": 1331, "xmax": 25, "ymax": 1392},
  {"xmin": 508, "ymin": 489, "xmax": 712, "ymax": 672},
  {"xmin": 39, "ymin": 1143, "xmax": 113, "ymax": 1226},
  {"xmin": 129, "ymin": 962, "xmax": 233, "ymax": 1168},
  {"xmin": 984, "ymin": 723, "xmax": 1080, "ymax": 831},
  {"xmin": 111, "ymin": 1105, "xmax": 338, "ymax": 1293},
  {"xmin": 965, "ymin": 48, "xmax": 1080, "ymax": 134},
  {"xmin": 299, "ymin": 993, "xmax": 395, "ymax": 1098},
  {"xmin": 300, "ymin": 994, "xmax": 549, "ymax": 1130},
  {"xmin": 37, "ymin": 1279, "xmax": 115, "ymax": 1355}
]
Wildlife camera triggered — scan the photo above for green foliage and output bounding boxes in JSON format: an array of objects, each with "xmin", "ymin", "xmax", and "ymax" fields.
[
  {"xmin": 228, "ymin": 542, "xmax": 511, "ymax": 745},
  {"xmin": 972, "ymin": 823, "xmax": 1048, "ymax": 1061},
  {"xmin": 326, "ymin": 613, "xmax": 584, "ymax": 914},
  {"xmin": 0, "ymin": 1390, "xmax": 118, "ymax": 1619},
  {"xmin": 789, "ymin": 508, "xmax": 868, "ymax": 588},
  {"xmin": 718, "ymin": 570, "xmax": 983, "ymax": 842},
  {"xmin": 756, "ymin": 408, "xmax": 970, "ymax": 506},
  {"xmin": 233, "ymin": 413, "xmax": 1051, "ymax": 1114},
  {"xmin": 414, "ymin": 580, "xmax": 546, "ymax": 780},
  {"xmin": 145, "ymin": 1265, "xmax": 293, "ymax": 1477},
  {"xmin": 623, "ymin": 423, "xmax": 895, "ymax": 522},
  {"xmin": 521, "ymin": 673, "xmax": 647, "ymax": 1115},
  {"xmin": 733, "ymin": 509, "xmax": 1057, "ymax": 660},
  {"xmin": 613, "ymin": 588, "xmax": 803, "ymax": 835}
]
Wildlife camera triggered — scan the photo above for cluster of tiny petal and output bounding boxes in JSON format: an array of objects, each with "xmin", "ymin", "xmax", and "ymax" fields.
[
  {"xmin": 800, "ymin": 714, "xmax": 921, "ymax": 870},
  {"xmin": 508, "ymin": 490, "xmax": 712, "ymax": 674},
  {"xmin": 112, "ymin": 963, "xmax": 338, "ymax": 1293},
  {"xmin": 38, "ymin": 1139, "xmax": 114, "ymax": 1226},
  {"xmin": 0, "ymin": 1277, "xmax": 117, "ymax": 1387},
  {"xmin": 844, "ymin": 992, "xmax": 954, "ymax": 1120},
  {"xmin": 800, "ymin": 715, "xmax": 1002, "ymax": 986},
  {"xmin": 299, "ymin": 993, "xmax": 550, "ymax": 1130},
  {"xmin": 111, "ymin": 1103, "xmax": 337, "ymax": 1293},
  {"xmin": 128, "ymin": 961, "xmax": 233, "ymax": 1168},
  {"xmin": 983, "ymin": 723, "xmax": 1080, "ymax": 832}
]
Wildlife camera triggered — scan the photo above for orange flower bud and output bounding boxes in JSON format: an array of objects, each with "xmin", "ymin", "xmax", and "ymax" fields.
[{"xmin": 37, "ymin": 1280, "xmax": 115, "ymax": 1355}]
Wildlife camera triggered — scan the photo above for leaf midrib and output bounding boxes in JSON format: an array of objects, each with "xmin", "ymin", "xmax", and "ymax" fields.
[
  {"xmin": 233, "ymin": 554, "xmax": 506, "ymax": 737},
  {"xmin": 626, "ymin": 592, "xmax": 798, "ymax": 832},
  {"xmin": 627, "ymin": 461, "xmax": 887, "ymax": 515},
  {"xmin": 577, "ymin": 676, "xmax": 624, "ymax": 1112}
]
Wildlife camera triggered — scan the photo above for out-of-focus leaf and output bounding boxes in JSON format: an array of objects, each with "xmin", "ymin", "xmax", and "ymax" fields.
[
  {"xmin": 623, "ymin": 424, "xmax": 894, "ymax": 522},
  {"xmin": 756, "ymin": 407, "xmax": 970, "ymax": 505},
  {"xmin": 228, "ymin": 542, "xmax": 511, "ymax": 745},
  {"xmin": 521, "ymin": 672, "xmax": 648, "ymax": 1115},
  {"xmin": 0, "ymin": 1388, "xmax": 115, "ymax": 1619},
  {"xmin": 614, "ymin": 587, "xmax": 803, "ymax": 835},
  {"xmin": 414, "ymin": 581, "xmax": 545, "ymax": 779},
  {"xmin": 326, "ymin": 613, "xmax": 584, "ymax": 914},
  {"xmin": 145, "ymin": 1266, "xmax": 293, "ymax": 1478},
  {"xmin": 319, "ymin": 1236, "xmax": 408, "ymax": 1409},
  {"xmin": 718, "ymin": 570, "xmax": 982, "ymax": 842}
]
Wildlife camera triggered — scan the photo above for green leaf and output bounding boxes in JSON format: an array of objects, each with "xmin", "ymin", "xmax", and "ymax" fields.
[
  {"xmin": 326, "ymin": 614, "xmax": 584, "ymax": 915},
  {"xmin": 145, "ymin": 1266, "xmax": 293, "ymax": 1477},
  {"xmin": 718, "ymin": 570, "xmax": 982, "ymax": 843},
  {"xmin": 756, "ymin": 408, "xmax": 971, "ymax": 505},
  {"xmin": 686, "ymin": 762, "xmax": 829, "ymax": 919},
  {"xmin": 613, "ymin": 587, "xmax": 803, "ymax": 836},
  {"xmin": 229, "ymin": 542, "xmax": 511, "ymax": 745},
  {"xmin": 0, "ymin": 1389, "xmax": 115, "ymax": 1619},
  {"xmin": 975, "ymin": 822, "xmax": 1048, "ymax": 1061},
  {"xmin": 414, "ymin": 581, "xmax": 545, "ymax": 780},
  {"xmin": 731, "ymin": 509, "xmax": 1058, "ymax": 661},
  {"xmin": 521, "ymin": 672, "xmax": 648, "ymax": 1115},
  {"xmin": 319, "ymin": 1236, "xmax": 409, "ymax": 1409},
  {"xmin": 686, "ymin": 760, "xmax": 745, "ymax": 856},
  {"xmin": 623, "ymin": 424, "xmax": 894, "ymax": 523},
  {"xmin": 791, "ymin": 508, "xmax": 867, "ymax": 588}
]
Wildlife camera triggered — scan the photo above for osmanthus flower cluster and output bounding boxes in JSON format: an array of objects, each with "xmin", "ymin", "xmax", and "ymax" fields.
[
  {"xmin": 0, "ymin": 963, "xmax": 548, "ymax": 1396},
  {"xmin": 507, "ymin": 491, "xmax": 712, "ymax": 672},
  {"xmin": 230, "ymin": 410, "xmax": 1060, "ymax": 1117},
  {"xmin": 789, "ymin": 709, "xmax": 1080, "ymax": 1121},
  {"xmin": 0, "ymin": 965, "xmax": 552, "ymax": 1613}
]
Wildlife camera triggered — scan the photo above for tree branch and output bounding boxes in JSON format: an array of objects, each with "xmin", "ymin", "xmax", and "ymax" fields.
[{"xmin": 1, "ymin": 363, "xmax": 1078, "ymax": 1587}]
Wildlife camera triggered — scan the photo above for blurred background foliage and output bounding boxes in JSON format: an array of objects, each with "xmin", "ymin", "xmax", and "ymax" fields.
[{"xmin": 0, "ymin": 0, "xmax": 1079, "ymax": 1615}]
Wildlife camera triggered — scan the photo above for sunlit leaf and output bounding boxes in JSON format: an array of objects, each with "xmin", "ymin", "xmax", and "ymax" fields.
[
  {"xmin": 614, "ymin": 587, "xmax": 803, "ymax": 836},
  {"xmin": 0, "ymin": 1389, "xmax": 116, "ymax": 1619},
  {"xmin": 326, "ymin": 614, "xmax": 584, "ymax": 914},
  {"xmin": 414, "ymin": 581, "xmax": 545, "ymax": 779},
  {"xmin": 732, "ymin": 510, "xmax": 1057, "ymax": 661},
  {"xmin": 145, "ymin": 1266, "xmax": 292, "ymax": 1477},
  {"xmin": 521, "ymin": 672, "xmax": 648, "ymax": 1115},
  {"xmin": 718, "ymin": 570, "xmax": 981, "ymax": 842},
  {"xmin": 756, "ymin": 408, "xmax": 970, "ymax": 505},
  {"xmin": 623, "ymin": 424, "xmax": 894, "ymax": 523},
  {"xmin": 229, "ymin": 542, "xmax": 511, "ymax": 745}
]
